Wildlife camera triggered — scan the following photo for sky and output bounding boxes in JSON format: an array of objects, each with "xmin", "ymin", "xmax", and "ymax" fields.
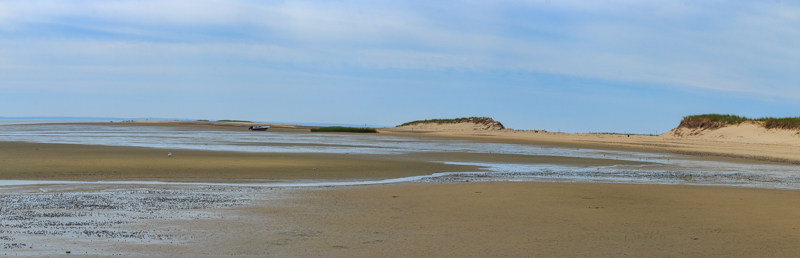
[{"xmin": 1, "ymin": 0, "xmax": 799, "ymax": 133}]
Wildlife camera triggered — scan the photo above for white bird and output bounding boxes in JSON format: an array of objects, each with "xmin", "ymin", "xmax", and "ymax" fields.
[{"xmin": 168, "ymin": 152, "xmax": 172, "ymax": 157}]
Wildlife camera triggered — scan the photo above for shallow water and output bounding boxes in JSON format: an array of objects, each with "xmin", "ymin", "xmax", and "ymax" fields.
[
  {"xmin": 1, "ymin": 124, "xmax": 800, "ymax": 189},
  {"xmin": 0, "ymin": 119, "xmax": 90, "ymax": 125},
  {"xmin": 0, "ymin": 124, "xmax": 666, "ymax": 158}
]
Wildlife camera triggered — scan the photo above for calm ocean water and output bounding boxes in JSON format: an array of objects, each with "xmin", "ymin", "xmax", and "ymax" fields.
[{"xmin": 0, "ymin": 119, "xmax": 84, "ymax": 125}]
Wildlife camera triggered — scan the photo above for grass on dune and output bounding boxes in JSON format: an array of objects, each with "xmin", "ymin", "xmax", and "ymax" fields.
[
  {"xmin": 398, "ymin": 117, "xmax": 491, "ymax": 127},
  {"xmin": 588, "ymin": 132, "xmax": 659, "ymax": 136},
  {"xmin": 682, "ymin": 114, "xmax": 750, "ymax": 124},
  {"xmin": 762, "ymin": 117, "xmax": 800, "ymax": 130},
  {"xmin": 310, "ymin": 126, "xmax": 378, "ymax": 133},
  {"xmin": 681, "ymin": 114, "xmax": 800, "ymax": 130}
]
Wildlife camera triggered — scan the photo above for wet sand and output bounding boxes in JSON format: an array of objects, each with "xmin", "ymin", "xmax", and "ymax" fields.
[
  {"xmin": 145, "ymin": 181, "xmax": 800, "ymax": 257},
  {"xmin": 4, "ymin": 182, "xmax": 799, "ymax": 257},
  {"xmin": 0, "ymin": 141, "xmax": 473, "ymax": 182},
  {"xmin": 234, "ymin": 182, "xmax": 800, "ymax": 257},
  {"xmin": 0, "ymin": 141, "xmax": 649, "ymax": 182},
  {"xmin": 3, "ymin": 122, "xmax": 800, "ymax": 257}
]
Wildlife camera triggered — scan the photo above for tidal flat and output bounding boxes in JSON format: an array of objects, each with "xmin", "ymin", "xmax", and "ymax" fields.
[{"xmin": 2, "ymin": 123, "xmax": 800, "ymax": 256}]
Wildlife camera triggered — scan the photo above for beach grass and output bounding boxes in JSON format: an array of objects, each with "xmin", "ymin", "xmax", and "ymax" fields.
[
  {"xmin": 762, "ymin": 117, "xmax": 800, "ymax": 130},
  {"xmin": 398, "ymin": 117, "xmax": 486, "ymax": 127},
  {"xmin": 682, "ymin": 114, "xmax": 750, "ymax": 124},
  {"xmin": 310, "ymin": 126, "xmax": 378, "ymax": 133},
  {"xmin": 588, "ymin": 132, "xmax": 659, "ymax": 136},
  {"xmin": 681, "ymin": 114, "xmax": 800, "ymax": 130}
]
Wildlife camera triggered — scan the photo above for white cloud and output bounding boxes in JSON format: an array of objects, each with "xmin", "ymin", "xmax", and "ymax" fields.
[{"xmin": 1, "ymin": 0, "xmax": 799, "ymax": 98}]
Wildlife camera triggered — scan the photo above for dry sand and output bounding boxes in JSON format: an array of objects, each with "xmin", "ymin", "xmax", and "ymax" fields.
[
  {"xmin": 667, "ymin": 121, "xmax": 800, "ymax": 145},
  {"xmin": 385, "ymin": 123, "xmax": 800, "ymax": 164}
]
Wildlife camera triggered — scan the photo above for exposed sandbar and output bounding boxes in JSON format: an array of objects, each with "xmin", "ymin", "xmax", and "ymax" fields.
[{"xmin": 0, "ymin": 141, "xmax": 649, "ymax": 182}]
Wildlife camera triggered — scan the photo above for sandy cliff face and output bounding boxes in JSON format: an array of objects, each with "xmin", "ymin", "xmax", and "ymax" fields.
[{"xmin": 666, "ymin": 121, "xmax": 800, "ymax": 145}]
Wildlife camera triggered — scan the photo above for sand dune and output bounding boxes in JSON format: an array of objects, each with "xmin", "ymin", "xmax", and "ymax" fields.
[
  {"xmin": 394, "ymin": 122, "xmax": 507, "ymax": 132},
  {"xmin": 666, "ymin": 121, "xmax": 800, "ymax": 145},
  {"xmin": 381, "ymin": 120, "xmax": 800, "ymax": 164}
]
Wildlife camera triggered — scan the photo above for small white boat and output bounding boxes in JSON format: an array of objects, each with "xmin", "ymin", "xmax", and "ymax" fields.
[{"xmin": 248, "ymin": 125, "xmax": 270, "ymax": 131}]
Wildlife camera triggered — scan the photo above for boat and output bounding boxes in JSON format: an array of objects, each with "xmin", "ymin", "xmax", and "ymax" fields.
[{"xmin": 248, "ymin": 125, "xmax": 270, "ymax": 131}]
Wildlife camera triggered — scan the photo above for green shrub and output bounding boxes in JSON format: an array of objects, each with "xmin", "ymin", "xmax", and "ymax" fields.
[
  {"xmin": 588, "ymin": 132, "xmax": 658, "ymax": 136},
  {"xmin": 680, "ymin": 114, "xmax": 800, "ymax": 130},
  {"xmin": 682, "ymin": 114, "xmax": 750, "ymax": 124},
  {"xmin": 310, "ymin": 126, "xmax": 378, "ymax": 133},
  {"xmin": 762, "ymin": 117, "xmax": 800, "ymax": 130}
]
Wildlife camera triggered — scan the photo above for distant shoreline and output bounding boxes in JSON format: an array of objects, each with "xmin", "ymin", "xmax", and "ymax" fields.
[{"xmin": 5, "ymin": 119, "xmax": 800, "ymax": 165}]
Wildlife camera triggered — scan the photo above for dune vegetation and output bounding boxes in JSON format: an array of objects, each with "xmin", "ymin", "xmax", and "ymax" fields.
[
  {"xmin": 680, "ymin": 114, "xmax": 800, "ymax": 130},
  {"xmin": 398, "ymin": 117, "xmax": 487, "ymax": 126},
  {"xmin": 588, "ymin": 132, "xmax": 659, "ymax": 136},
  {"xmin": 397, "ymin": 117, "xmax": 505, "ymax": 129},
  {"xmin": 310, "ymin": 126, "xmax": 378, "ymax": 133}
]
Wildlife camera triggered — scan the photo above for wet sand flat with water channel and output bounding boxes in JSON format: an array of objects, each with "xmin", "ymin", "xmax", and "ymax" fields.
[{"xmin": 1, "ymin": 123, "xmax": 800, "ymax": 256}]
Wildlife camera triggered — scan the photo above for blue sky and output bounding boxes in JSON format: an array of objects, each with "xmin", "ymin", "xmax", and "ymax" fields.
[{"xmin": 1, "ymin": 0, "xmax": 799, "ymax": 133}]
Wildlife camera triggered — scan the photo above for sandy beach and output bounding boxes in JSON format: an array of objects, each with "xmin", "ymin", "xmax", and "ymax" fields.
[{"xmin": 1, "ymin": 121, "xmax": 800, "ymax": 257}]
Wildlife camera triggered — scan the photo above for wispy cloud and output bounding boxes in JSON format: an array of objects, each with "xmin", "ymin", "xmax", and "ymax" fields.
[{"xmin": 1, "ymin": 0, "xmax": 799, "ymax": 99}]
